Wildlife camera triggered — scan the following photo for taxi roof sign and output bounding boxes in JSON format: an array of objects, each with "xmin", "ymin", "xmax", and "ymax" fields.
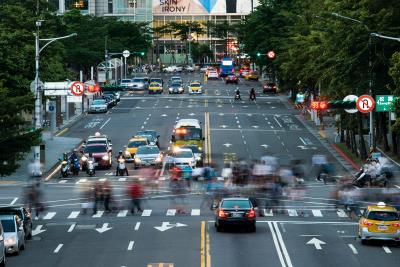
[{"xmin": 377, "ymin": 202, "xmax": 386, "ymax": 208}]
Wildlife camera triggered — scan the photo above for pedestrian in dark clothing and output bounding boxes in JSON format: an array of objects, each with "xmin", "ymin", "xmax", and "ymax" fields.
[
  {"xmin": 103, "ymin": 180, "xmax": 112, "ymax": 212},
  {"xmin": 93, "ymin": 181, "xmax": 103, "ymax": 215}
]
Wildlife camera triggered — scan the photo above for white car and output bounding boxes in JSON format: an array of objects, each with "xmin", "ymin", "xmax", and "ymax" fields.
[
  {"xmin": 164, "ymin": 66, "xmax": 182, "ymax": 73},
  {"xmin": 120, "ymin": 79, "xmax": 134, "ymax": 90},
  {"xmin": 168, "ymin": 148, "xmax": 196, "ymax": 167},
  {"xmin": 0, "ymin": 221, "xmax": 5, "ymax": 265},
  {"xmin": 207, "ymin": 71, "xmax": 219, "ymax": 79},
  {"xmin": 89, "ymin": 99, "xmax": 108, "ymax": 113},
  {"xmin": 0, "ymin": 215, "xmax": 25, "ymax": 255}
]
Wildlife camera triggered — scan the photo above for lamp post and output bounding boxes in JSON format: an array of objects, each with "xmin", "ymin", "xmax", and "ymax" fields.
[{"xmin": 33, "ymin": 20, "xmax": 76, "ymax": 176}]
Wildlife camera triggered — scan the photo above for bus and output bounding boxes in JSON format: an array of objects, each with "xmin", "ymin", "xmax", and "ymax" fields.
[
  {"xmin": 219, "ymin": 58, "xmax": 235, "ymax": 77},
  {"xmin": 171, "ymin": 119, "xmax": 204, "ymax": 150}
]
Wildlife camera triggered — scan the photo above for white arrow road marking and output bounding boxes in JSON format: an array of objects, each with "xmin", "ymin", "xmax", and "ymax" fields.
[
  {"xmin": 223, "ymin": 143, "xmax": 232, "ymax": 148},
  {"xmin": 166, "ymin": 209, "xmax": 176, "ymax": 216},
  {"xmin": 191, "ymin": 209, "xmax": 200, "ymax": 216},
  {"xmin": 117, "ymin": 210, "xmax": 128, "ymax": 217},
  {"xmin": 67, "ymin": 211, "xmax": 80, "ymax": 219},
  {"xmin": 306, "ymin": 238, "xmax": 326, "ymax": 250},
  {"xmin": 142, "ymin": 209, "xmax": 152, "ymax": 216},
  {"xmin": 96, "ymin": 223, "xmax": 112, "ymax": 233},
  {"xmin": 336, "ymin": 209, "xmax": 348, "ymax": 218},
  {"xmin": 54, "ymin": 244, "xmax": 63, "ymax": 253},
  {"xmin": 382, "ymin": 246, "xmax": 392, "ymax": 254},
  {"xmin": 154, "ymin": 222, "xmax": 188, "ymax": 232},
  {"xmin": 43, "ymin": 212, "xmax": 56, "ymax": 220},
  {"xmin": 127, "ymin": 241, "xmax": 135, "ymax": 251},
  {"xmin": 348, "ymin": 244, "xmax": 358, "ymax": 254},
  {"xmin": 32, "ymin": 225, "xmax": 46, "ymax": 236},
  {"xmin": 134, "ymin": 222, "xmax": 141, "ymax": 231},
  {"xmin": 311, "ymin": 210, "xmax": 323, "ymax": 217},
  {"xmin": 68, "ymin": 223, "xmax": 76, "ymax": 233},
  {"xmin": 92, "ymin": 211, "xmax": 104, "ymax": 218},
  {"xmin": 261, "ymin": 144, "xmax": 269, "ymax": 148}
]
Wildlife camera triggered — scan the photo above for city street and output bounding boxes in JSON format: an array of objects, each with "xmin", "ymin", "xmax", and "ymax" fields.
[{"xmin": 2, "ymin": 72, "xmax": 399, "ymax": 267}]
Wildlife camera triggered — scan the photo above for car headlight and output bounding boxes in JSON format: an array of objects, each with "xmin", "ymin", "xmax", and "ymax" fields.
[
  {"xmin": 169, "ymin": 88, "xmax": 173, "ymax": 91},
  {"xmin": 155, "ymin": 155, "xmax": 162, "ymax": 162},
  {"xmin": 102, "ymin": 155, "xmax": 109, "ymax": 161},
  {"xmin": 196, "ymin": 156, "xmax": 202, "ymax": 161},
  {"xmin": 135, "ymin": 157, "xmax": 141, "ymax": 163},
  {"xmin": 125, "ymin": 150, "xmax": 131, "ymax": 157},
  {"xmin": 198, "ymin": 147, "xmax": 202, "ymax": 151},
  {"xmin": 179, "ymin": 87, "xmax": 183, "ymax": 91},
  {"xmin": 81, "ymin": 156, "xmax": 87, "ymax": 161},
  {"xmin": 5, "ymin": 236, "xmax": 17, "ymax": 246}
]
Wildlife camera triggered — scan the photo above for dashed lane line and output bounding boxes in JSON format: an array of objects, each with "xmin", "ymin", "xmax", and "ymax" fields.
[
  {"xmin": 54, "ymin": 244, "xmax": 63, "ymax": 253},
  {"xmin": 348, "ymin": 244, "xmax": 358, "ymax": 254},
  {"xmin": 67, "ymin": 211, "xmax": 80, "ymax": 219},
  {"xmin": 127, "ymin": 241, "xmax": 135, "ymax": 251},
  {"xmin": 68, "ymin": 223, "xmax": 76, "ymax": 233},
  {"xmin": 134, "ymin": 222, "xmax": 141, "ymax": 231}
]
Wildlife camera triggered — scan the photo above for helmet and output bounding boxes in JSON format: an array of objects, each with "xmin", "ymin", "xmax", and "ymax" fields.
[
  {"xmin": 73, "ymin": 149, "xmax": 77, "ymax": 153},
  {"xmin": 119, "ymin": 150, "xmax": 123, "ymax": 155}
]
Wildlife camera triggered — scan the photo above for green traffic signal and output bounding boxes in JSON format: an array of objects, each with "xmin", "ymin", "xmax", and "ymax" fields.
[
  {"xmin": 140, "ymin": 52, "xmax": 145, "ymax": 56},
  {"xmin": 256, "ymin": 52, "xmax": 261, "ymax": 57}
]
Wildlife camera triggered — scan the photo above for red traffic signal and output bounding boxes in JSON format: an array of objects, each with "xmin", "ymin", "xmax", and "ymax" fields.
[
  {"xmin": 311, "ymin": 101, "xmax": 328, "ymax": 110},
  {"xmin": 267, "ymin": 50, "xmax": 276, "ymax": 59}
]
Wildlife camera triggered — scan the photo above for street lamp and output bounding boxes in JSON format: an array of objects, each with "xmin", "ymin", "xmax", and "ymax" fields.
[{"xmin": 33, "ymin": 20, "xmax": 77, "ymax": 176}]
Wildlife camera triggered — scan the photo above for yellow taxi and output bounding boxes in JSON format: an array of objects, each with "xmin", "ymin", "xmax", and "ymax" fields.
[
  {"xmin": 188, "ymin": 81, "xmax": 203, "ymax": 94},
  {"xmin": 244, "ymin": 71, "xmax": 260, "ymax": 81},
  {"xmin": 148, "ymin": 82, "xmax": 163, "ymax": 94},
  {"xmin": 124, "ymin": 136, "xmax": 149, "ymax": 162},
  {"xmin": 358, "ymin": 202, "xmax": 400, "ymax": 245}
]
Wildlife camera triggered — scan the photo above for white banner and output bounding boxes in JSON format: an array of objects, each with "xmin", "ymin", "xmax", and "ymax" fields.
[
  {"xmin": 44, "ymin": 89, "xmax": 70, "ymax": 96},
  {"xmin": 67, "ymin": 96, "xmax": 82, "ymax": 103}
]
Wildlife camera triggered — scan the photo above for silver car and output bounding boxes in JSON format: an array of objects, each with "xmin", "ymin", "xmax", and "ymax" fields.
[
  {"xmin": 132, "ymin": 77, "xmax": 149, "ymax": 91},
  {"xmin": 89, "ymin": 99, "xmax": 108, "ymax": 113},
  {"xmin": 0, "ymin": 222, "xmax": 5, "ymax": 266},
  {"xmin": 120, "ymin": 79, "xmax": 135, "ymax": 90},
  {"xmin": 134, "ymin": 145, "xmax": 163, "ymax": 168},
  {"xmin": 0, "ymin": 215, "xmax": 25, "ymax": 255},
  {"xmin": 169, "ymin": 148, "xmax": 196, "ymax": 167}
]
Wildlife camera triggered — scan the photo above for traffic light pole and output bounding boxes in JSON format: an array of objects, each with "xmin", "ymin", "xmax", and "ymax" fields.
[{"xmin": 368, "ymin": 35, "xmax": 374, "ymax": 151}]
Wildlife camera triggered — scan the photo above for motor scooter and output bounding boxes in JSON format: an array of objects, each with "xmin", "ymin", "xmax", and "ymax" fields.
[
  {"xmin": 86, "ymin": 159, "xmax": 96, "ymax": 177},
  {"xmin": 117, "ymin": 158, "xmax": 127, "ymax": 176},
  {"xmin": 249, "ymin": 92, "xmax": 256, "ymax": 101},
  {"xmin": 234, "ymin": 92, "xmax": 241, "ymax": 100},
  {"xmin": 71, "ymin": 158, "xmax": 80, "ymax": 176},
  {"xmin": 60, "ymin": 160, "xmax": 69, "ymax": 178}
]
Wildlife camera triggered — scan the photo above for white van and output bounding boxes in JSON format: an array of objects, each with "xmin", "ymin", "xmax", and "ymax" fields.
[{"xmin": 0, "ymin": 221, "xmax": 5, "ymax": 266}]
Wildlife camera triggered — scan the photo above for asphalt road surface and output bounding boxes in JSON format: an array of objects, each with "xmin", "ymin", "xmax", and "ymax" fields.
[{"xmin": 2, "ymin": 72, "xmax": 399, "ymax": 267}]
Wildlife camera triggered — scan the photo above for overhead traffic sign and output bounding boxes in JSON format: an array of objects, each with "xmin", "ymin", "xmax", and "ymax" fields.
[
  {"xmin": 70, "ymin": 81, "xmax": 85, "ymax": 96},
  {"xmin": 375, "ymin": 95, "xmax": 396, "ymax": 112},
  {"xmin": 122, "ymin": 50, "xmax": 130, "ymax": 58},
  {"xmin": 357, "ymin": 95, "xmax": 375, "ymax": 113},
  {"xmin": 343, "ymin": 95, "xmax": 358, "ymax": 113}
]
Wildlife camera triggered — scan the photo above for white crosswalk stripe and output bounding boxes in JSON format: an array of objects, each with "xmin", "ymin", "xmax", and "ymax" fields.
[
  {"xmin": 191, "ymin": 209, "xmax": 200, "ymax": 216},
  {"xmin": 166, "ymin": 209, "xmax": 176, "ymax": 216},
  {"xmin": 287, "ymin": 209, "xmax": 298, "ymax": 216},
  {"xmin": 58, "ymin": 180, "xmax": 67, "ymax": 184},
  {"xmin": 336, "ymin": 209, "xmax": 348, "ymax": 218},
  {"xmin": 118, "ymin": 178, "xmax": 127, "ymax": 182},
  {"xmin": 263, "ymin": 209, "xmax": 273, "ymax": 216},
  {"xmin": 92, "ymin": 211, "xmax": 104, "ymax": 218},
  {"xmin": 76, "ymin": 178, "xmax": 87, "ymax": 184},
  {"xmin": 99, "ymin": 178, "xmax": 107, "ymax": 182},
  {"xmin": 117, "ymin": 210, "xmax": 128, "ymax": 217},
  {"xmin": 67, "ymin": 211, "xmax": 80, "ymax": 219},
  {"xmin": 43, "ymin": 212, "xmax": 56, "ymax": 220},
  {"xmin": 141, "ymin": 209, "xmax": 152, "ymax": 216},
  {"xmin": 311, "ymin": 209, "xmax": 323, "ymax": 217}
]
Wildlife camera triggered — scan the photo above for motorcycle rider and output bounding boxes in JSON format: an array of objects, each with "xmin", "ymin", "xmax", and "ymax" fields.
[
  {"xmin": 116, "ymin": 150, "xmax": 129, "ymax": 176},
  {"xmin": 68, "ymin": 149, "xmax": 80, "ymax": 174},
  {"xmin": 235, "ymin": 89, "xmax": 241, "ymax": 100},
  {"xmin": 249, "ymin": 88, "xmax": 256, "ymax": 100}
]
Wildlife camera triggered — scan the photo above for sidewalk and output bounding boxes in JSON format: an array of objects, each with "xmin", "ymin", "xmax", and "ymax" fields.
[{"xmin": 1, "ymin": 114, "xmax": 84, "ymax": 182}]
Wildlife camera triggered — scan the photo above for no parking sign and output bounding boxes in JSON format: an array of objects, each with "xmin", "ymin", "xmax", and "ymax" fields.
[
  {"xmin": 357, "ymin": 95, "xmax": 375, "ymax": 113},
  {"xmin": 70, "ymin": 81, "xmax": 85, "ymax": 96}
]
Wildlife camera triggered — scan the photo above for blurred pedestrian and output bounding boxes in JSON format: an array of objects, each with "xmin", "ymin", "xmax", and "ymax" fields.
[
  {"xmin": 128, "ymin": 179, "xmax": 143, "ymax": 214},
  {"xmin": 92, "ymin": 181, "xmax": 103, "ymax": 215},
  {"xmin": 103, "ymin": 180, "xmax": 112, "ymax": 212}
]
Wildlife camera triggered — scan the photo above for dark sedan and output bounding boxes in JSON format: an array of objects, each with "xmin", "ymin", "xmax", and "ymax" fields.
[
  {"xmin": 0, "ymin": 206, "xmax": 33, "ymax": 239},
  {"xmin": 214, "ymin": 198, "xmax": 256, "ymax": 232},
  {"xmin": 263, "ymin": 82, "xmax": 278, "ymax": 94},
  {"xmin": 225, "ymin": 74, "xmax": 239, "ymax": 84}
]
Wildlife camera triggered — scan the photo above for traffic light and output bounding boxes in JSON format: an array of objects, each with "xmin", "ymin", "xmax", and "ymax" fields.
[
  {"xmin": 328, "ymin": 100, "xmax": 356, "ymax": 109},
  {"xmin": 256, "ymin": 52, "xmax": 261, "ymax": 57},
  {"xmin": 140, "ymin": 52, "xmax": 145, "ymax": 56}
]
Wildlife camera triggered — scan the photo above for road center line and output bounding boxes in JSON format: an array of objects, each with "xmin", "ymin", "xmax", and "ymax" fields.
[
  {"xmin": 54, "ymin": 244, "xmax": 63, "ymax": 253},
  {"xmin": 273, "ymin": 222, "xmax": 293, "ymax": 267},
  {"xmin": 134, "ymin": 222, "xmax": 141, "ymax": 231},
  {"xmin": 268, "ymin": 222, "xmax": 286, "ymax": 267},
  {"xmin": 99, "ymin": 118, "xmax": 111, "ymax": 130},
  {"xmin": 127, "ymin": 241, "xmax": 135, "ymax": 251},
  {"xmin": 10, "ymin": 197, "xmax": 18, "ymax": 205}
]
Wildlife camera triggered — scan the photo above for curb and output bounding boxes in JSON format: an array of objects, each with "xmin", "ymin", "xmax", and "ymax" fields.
[
  {"xmin": 331, "ymin": 144, "xmax": 360, "ymax": 170},
  {"xmin": 55, "ymin": 112, "xmax": 87, "ymax": 136}
]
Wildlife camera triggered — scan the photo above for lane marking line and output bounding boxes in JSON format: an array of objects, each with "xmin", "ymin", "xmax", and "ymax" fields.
[
  {"xmin": 382, "ymin": 246, "xmax": 392, "ymax": 254},
  {"xmin": 134, "ymin": 222, "xmax": 141, "ymax": 231},
  {"xmin": 268, "ymin": 221, "xmax": 287, "ymax": 267},
  {"xmin": 336, "ymin": 209, "xmax": 348, "ymax": 218},
  {"xmin": 311, "ymin": 210, "xmax": 323, "ymax": 217},
  {"xmin": 142, "ymin": 209, "xmax": 152, "ymax": 216},
  {"xmin": 43, "ymin": 212, "xmax": 56, "ymax": 220},
  {"xmin": 67, "ymin": 211, "xmax": 80, "ymax": 219},
  {"xmin": 273, "ymin": 221, "xmax": 293, "ymax": 267},
  {"xmin": 127, "ymin": 241, "xmax": 135, "ymax": 251},
  {"xmin": 191, "ymin": 209, "xmax": 201, "ymax": 216},
  {"xmin": 117, "ymin": 210, "xmax": 128, "ymax": 217},
  {"xmin": 274, "ymin": 116, "xmax": 283, "ymax": 128},
  {"xmin": 10, "ymin": 197, "xmax": 18, "ymax": 205},
  {"xmin": 99, "ymin": 118, "xmax": 111, "ymax": 129},
  {"xmin": 287, "ymin": 209, "xmax": 298, "ymax": 217},
  {"xmin": 56, "ymin": 128, "xmax": 68, "ymax": 137},
  {"xmin": 299, "ymin": 137, "xmax": 307, "ymax": 145},
  {"xmin": 201, "ymin": 221, "xmax": 205, "ymax": 267},
  {"xmin": 68, "ymin": 223, "xmax": 76, "ymax": 233},
  {"xmin": 92, "ymin": 211, "xmax": 104, "ymax": 218},
  {"xmin": 54, "ymin": 244, "xmax": 63, "ymax": 253},
  {"xmin": 59, "ymin": 180, "xmax": 68, "ymax": 184},
  {"xmin": 348, "ymin": 244, "xmax": 358, "ymax": 254}
]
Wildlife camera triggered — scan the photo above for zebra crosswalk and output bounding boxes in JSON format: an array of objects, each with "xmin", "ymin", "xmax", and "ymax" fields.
[{"xmin": 37, "ymin": 208, "xmax": 353, "ymax": 221}]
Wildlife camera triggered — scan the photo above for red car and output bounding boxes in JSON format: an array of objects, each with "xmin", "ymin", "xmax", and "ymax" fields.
[
  {"xmin": 263, "ymin": 82, "xmax": 278, "ymax": 94},
  {"xmin": 83, "ymin": 144, "xmax": 112, "ymax": 169},
  {"xmin": 225, "ymin": 74, "xmax": 239, "ymax": 84}
]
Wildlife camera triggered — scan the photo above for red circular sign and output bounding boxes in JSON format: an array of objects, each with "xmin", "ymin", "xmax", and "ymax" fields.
[
  {"xmin": 70, "ymin": 81, "xmax": 85, "ymax": 96},
  {"xmin": 267, "ymin": 51, "xmax": 276, "ymax": 59},
  {"xmin": 357, "ymin": 95, "xmax": 375, "ymax": 113}
]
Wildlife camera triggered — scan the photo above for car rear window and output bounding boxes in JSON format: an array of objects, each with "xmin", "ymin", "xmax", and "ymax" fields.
[
  {"xmin": 84, "ymin": 145, "xmax": 107, "ymax": 153},
  {"xmin": 367, "ymin": 211, "xmax": 399, "ymax": 221},
  {"xmin": 221, "ymin": 200, "xmax": 251, "ymax": 209},
  {"xmin": 121, "ymin": 79, "xmax": 131, "ymax": 83},
  {"xmin": 133, "ymin": 78, "xmax": 144, "ymax": 82},
  {"xmin": 128, "ymin": 141, "xmax": 147, "ymax": 148},
  {"xmin": 92, "ymin": 100, "xmax": 106, "ymax": 105},
  {"xmin": 137, "ymin": 146, "xmax": 159, "ymax": 154},
  {"xmin": 174, "ymin": 151, "xmax": 193, "ymax": 158},
  {"xmin": 0, "ymin": 219, "xmax": 15, "ymax": 232}
]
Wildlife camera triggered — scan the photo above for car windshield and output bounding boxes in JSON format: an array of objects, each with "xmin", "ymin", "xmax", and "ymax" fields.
[
  {"xmin": 128, "ymin": 141, "xmax": 147, "ymax": 148},
  {"xmin": 137, "ymin": 131, "xmax": 156, "ymax": 138},
  {"xmin": 221, "ymin": 200, "xmax": 251, "ymax": 209},
  {"xmin": 137, "ymin": 146, "xmax": 159, "ymax": 154},
  {"xmin": 191, "ymin": 83, "xmax": 200, "ymax": 86},
  {"xmin": 0, "ymin": 219, "xmax": 15, "ymax": 232},
  {"xmin": 151, "ymin": 79, "xmax": 162, "ymax": 83},
  {"xmin": 84, "ymin": 145, "xmax": 107, "ymax": 153},
  {"xmin": 150, "ymin": 83, "xmax": 160, "ymax": 86},
  {"xmin": 133, "ymin": 78, "xmax": 144, "ymax": 82},
  {"xmin": 174, "ymin": 128, "xmax": 202, "ymax": 140},
  {"xmin": 87, "ymin": 139, "xmax": 107, "ymax": 146},
  {"xmin": 182, "ymin": 146, "xmax": 200, "ymax": 153},
  {"xmin": 174, "ymin": 150, "xmax": 193, "ymax": 158},
  {"xmin": 171, "ymin": 83, "xmax": 181, "ymax": 87},
  {"xmin": 92, "ymin": 100, "xmax": 106, "ymax": 105},
  {"xmin": 367, "ymin": 211, "xmax": 399, "ymax": 221},
  {"xmin": 0, "ymin": 210, "xmax": 23, "ymax": 218},
  {"xmin": 121, "ymin": 79, "xmax": 131, "ymax": 83}
]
